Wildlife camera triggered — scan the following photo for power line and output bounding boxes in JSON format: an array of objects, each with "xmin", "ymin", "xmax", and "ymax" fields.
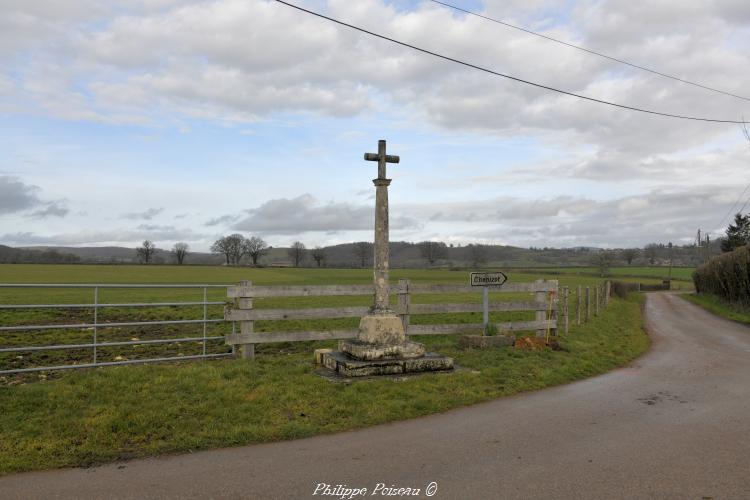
[
  {"xmin": 274, "ymin": 1, "xmax": 748, "ymax": 124},
  {"xmin": 715, "ymin": 182, "xmax": 750, "ymax": 234},
  {"xmin": 736, "ymin": 195, "xmax": 750, "ymax": 220},
  {"xmin": 428, "ymin": 0, "xmax": 750, "ymax": 102},
  {"xmin": 711, "ymin": 123, "xmax": 750, "ymax": 235}
]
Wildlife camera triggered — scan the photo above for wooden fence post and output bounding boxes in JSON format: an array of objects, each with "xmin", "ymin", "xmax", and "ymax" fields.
[
  {"xmin": 577, "ymin": 285, "xmax": 582, "ymax": 326},
  {"xmin": 605, "ymin": 281, "xmax": 611, "ymax": 307},
  {"xmin": 549, "ymin": 280, "xmax": 558, "ymax": 337},
  {"xmin": 236, "ymin": 280, "xmax": 255, "ymax": 360},
  {"xmin": 398, "ymin": 279, "xmax": 410, "ymax": 335},
  {"xmin": 563, "ymin": 286, "xmax": 569, "ymax": 334},
  {"xmin": 535, "ymin": 279, "xmax": 546, "ymax": 338},
  {"xmin": 595, "ymin": 285, "xmax": 600, "ymax": 316},
  {"xmin": 585, "ymin": 287, "xmax": 591, "ymax": 322}
]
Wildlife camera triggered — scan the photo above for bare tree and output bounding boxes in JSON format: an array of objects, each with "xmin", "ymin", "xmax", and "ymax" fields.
[
  {"xmin": 211, "ymin": 237, "xmax": 231, "ymax": 265},
  {"xmin": 288, "ymin": 241, "xmax": 306, "ymax": 267},
  {"xmin": 172, "ymin": 242, "xmax": 189, "ymax": 265},
  {"xmin": 644, "ymin": 244, "xmax": 658, "ymax": 265},
  {"xmin": 621, "ymin": 248, "xmax": 638, "ymax": 265},
  {"xmin": 211, "ymin": 234, "xmax": 246, "ymax": 265},
  {"xmin": 594, "ymin": 250, "xmax": 614, "ymax": 277},
  {"xmin": 311, "ymin": 246, "xmax": 326, "ymax": 267},
  {"xmin": 243, "ymin": 236, "xmax": 268, "ymax": 266},
  {"xmin": 468, "ymin": 244, "xmax": 488, "ymax": 268},
  {"xmin": 352, "ymin": 241, "xmax": 373, "ymax": 268},
  {"xmin": 417, "ymin": 241, "xmax": 448, "ymax": 267},
  {"xmin": 136, "ymin": 240, "xmax": 156, "ymax": 264}
]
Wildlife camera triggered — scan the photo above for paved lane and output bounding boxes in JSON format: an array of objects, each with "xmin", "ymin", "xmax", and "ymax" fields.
[{"xmin": 2, "ymin": 293, "xmax": 749, "ymax": 499}]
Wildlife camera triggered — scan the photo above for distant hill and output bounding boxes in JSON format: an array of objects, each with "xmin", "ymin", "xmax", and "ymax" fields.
[
  {"xmin": 4, "ymin": 239, "xmax": 720, "ymax": 267},
  {"xmin": 18, "ymin": 246, "xmax": 223, "ymax": 265},
  {"xmin": 0, "ymin": 245, "xmax": 81, "ymax": 264}
]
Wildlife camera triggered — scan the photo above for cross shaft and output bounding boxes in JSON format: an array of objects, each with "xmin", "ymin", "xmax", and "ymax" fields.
[{"xmin": 363, "ymin": 139, "xmax": 399, "ymax": 312}]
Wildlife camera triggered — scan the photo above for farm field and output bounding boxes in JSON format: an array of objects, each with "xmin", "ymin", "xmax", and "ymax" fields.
[
  {"xmin": 517, "ymin": 266, "xmax": 696, "ymax": 282},
  {"xmin": 0, "ymin": 264, "xmax": 650, "ymax": 474},
  {"xmin": 0, "ymin": 263, "xmax": 672, "ymax": 286}
]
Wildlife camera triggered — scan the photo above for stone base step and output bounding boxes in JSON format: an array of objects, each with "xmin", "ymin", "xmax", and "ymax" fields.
[{"xmin": 321, "ymin": 350, "xmax": 454, "ymax": 377}]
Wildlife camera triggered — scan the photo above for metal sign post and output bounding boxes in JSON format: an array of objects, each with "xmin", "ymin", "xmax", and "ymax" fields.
[{"xmin": 469, "ymin": 272, "xmax": 508, "ymax": 334}]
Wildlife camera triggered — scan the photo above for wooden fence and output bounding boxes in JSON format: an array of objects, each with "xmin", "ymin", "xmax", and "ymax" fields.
[
  {"xmin": 565, "ymin": 281, "xmax": 612, "ymax": 328},
  {"xmin": 224, "ymin": 279, "xmax": 561, "ymax": 360}
]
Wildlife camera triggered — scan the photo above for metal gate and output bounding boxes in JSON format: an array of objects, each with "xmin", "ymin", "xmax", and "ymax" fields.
[{"xmin": 0, "ymin": 283, "xmax": 233, "ymax": 375}]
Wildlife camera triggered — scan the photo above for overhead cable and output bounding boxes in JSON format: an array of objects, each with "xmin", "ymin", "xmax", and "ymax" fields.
[
  {"xmin": 274, "ymin": 1, "xmax": 748, "ymax": 124},
  {"xmin": 428, "ymin": 0, "xmax": 750, "ymax": 102}
]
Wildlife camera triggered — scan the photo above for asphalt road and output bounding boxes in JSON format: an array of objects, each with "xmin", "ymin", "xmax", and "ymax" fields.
[{"xmin": 1, "ymin": 293, "xmax": 749, "ymax": 500}]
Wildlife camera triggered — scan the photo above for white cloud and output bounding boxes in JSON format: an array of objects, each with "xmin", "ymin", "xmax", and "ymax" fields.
[
  {"xmin": 121, "ymin": 207, "xmax": 164, "ymax": 220},
  {"xmin": 232, "ymin": 194, "xmax": 419, "ymax": 234}
]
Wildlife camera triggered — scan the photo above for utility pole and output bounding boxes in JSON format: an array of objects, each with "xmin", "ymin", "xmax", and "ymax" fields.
[{"xmin": 668, "ymin": 241, "xmax": 673, "ymax": 285}]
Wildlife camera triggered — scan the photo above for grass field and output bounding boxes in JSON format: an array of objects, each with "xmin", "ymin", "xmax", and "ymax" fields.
[
  {"xmin": 681, "ymin": 293, "xmax": 750, "ymax": 326},
  {"xmin": 0, "ymin": 264, "xmax": 650, "ymax": 474},
  {"xmin": 520, "ymin": 266, "xmax": 695, "ymax": 282}
]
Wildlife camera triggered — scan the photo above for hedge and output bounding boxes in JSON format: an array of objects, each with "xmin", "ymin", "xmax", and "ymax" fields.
[{"xmin": 692, "ymin": 245, "xmax": 750, "ymax": 306}]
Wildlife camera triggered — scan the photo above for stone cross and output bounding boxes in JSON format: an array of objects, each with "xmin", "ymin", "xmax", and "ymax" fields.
[{"xmin": 364, "ymin": 139, "xmax": 399, "ymax": 312}]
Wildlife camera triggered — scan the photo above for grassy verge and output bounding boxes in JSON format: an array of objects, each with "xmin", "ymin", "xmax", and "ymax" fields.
[
  {"xmin": 681, "ymin": 293, "xmax": 750, "ymax": 325},
  {"xmin": 0, "ymin": 293, "xmax": 648, "ymax": 475}
]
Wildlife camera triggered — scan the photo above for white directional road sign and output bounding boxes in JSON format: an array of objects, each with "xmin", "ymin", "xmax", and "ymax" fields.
[{"xmin": 470, "ymin": 272, "xmax": 508, "ymax": 287}]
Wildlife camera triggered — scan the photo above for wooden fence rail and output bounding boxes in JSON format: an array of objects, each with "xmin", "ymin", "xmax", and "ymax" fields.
[{"xmin": 224, "ymin": 279, "xmax": 560, "ymax": 360}]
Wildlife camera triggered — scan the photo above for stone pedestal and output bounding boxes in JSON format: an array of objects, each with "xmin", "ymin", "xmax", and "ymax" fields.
[{"xmin": 357, "ymin": 312, "xmax": 405, "ymax": 344}]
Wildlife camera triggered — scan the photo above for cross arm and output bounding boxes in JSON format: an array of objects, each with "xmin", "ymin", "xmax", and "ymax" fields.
[{"xmin": 364, "ymin": 153, "xmax": 400, "ymax": 163}]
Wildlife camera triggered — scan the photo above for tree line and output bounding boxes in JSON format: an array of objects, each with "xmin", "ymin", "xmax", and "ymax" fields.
[{"xmin": 0, "ymin": 245, "xmax": 80, "ymax": 264}]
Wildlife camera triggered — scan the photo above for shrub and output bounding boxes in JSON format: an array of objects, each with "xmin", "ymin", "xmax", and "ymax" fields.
[
  {"xmin": 692, "ymin": 245, "xmax": 750, "ymax": 306},
  {"xmin": 611, "ymin": 281, "xmax": 639, "ymax": 299}
]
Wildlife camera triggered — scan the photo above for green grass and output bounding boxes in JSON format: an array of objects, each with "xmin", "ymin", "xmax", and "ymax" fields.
[
  {"xmin": 1, "ymin": 264, "xmax": 636, "ymax": 373},
  {"xmin": 522, "ymin": 266, "xmax": 695, "ymax": 282},
  {"xmin": 0, "ymin": 265, "xmax": 649, "ymax": 474},
  {"xmin": 681, "ymin": 293, "xmax": 750, "ymax": 326}
]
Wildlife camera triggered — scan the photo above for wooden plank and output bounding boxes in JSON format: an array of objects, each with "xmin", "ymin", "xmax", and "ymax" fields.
[
  {"xmin": 226, "ymin": 329, "xmax": 358, "ymax": 345},
  {"xmin": 406, "ymin": 323, "xmax": 483, "ymax": 335},
  {"xmin": 407, "ymin": 301, "xmax": 555, "ymax": 315},
  {"xmin": 406, "ymin": 320, "xmax": 555, "ymax": 336},
  {"xmin": 227, "ymin": 285, "xmax": 253, "ymax": 298},
  {"xmin": 535, "ymin": 279, "xmax": 546, "ymax": 338},
  {"xmin": 408, "ymin": 282, "xmax": 555, "ymax": 294},
  {"xmin": 226, "ymin": 306, "xmax": 369, "ymax": 321},
  {"xmin": 228, "ymin": 281, "xmax": 555, "ymax": 298},
  {"xmin": 228, "ymin": 284, "xmax": 377, "ymax": 298},
  {"xmin": 237, "ymin": 280, "xmax": 254, "ymax": 360},
  {"xmin": 225, "ymin": 320, "xmax": 558, "ymax": 343},
  {"xmin": 398, "ymin": 279, "xmax": 410, "ymax": 333}
]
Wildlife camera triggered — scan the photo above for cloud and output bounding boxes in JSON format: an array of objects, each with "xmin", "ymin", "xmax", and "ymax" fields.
[
  {"xmin": 405, "ymin": 185, "xmax": 735, "ymax": 248},
  {"xmin": 0, "ymin": 176, "xmax": 69, "ymax": 218},
  {"xmin": 232, "ymin": 193, "xmax": 419, "ymax": 234},
  {"xmin": 0, "ymin": 176, "xmax": 41, "ymax": 214},
  {"xmin": 120, "ymin": 207, "xmax": 164, "ymax": 220},
  {"xmin": 2, "ymin": 1, "xmax": 750, "ymax": 250},
  {"xmin": 205, "ymin": 214, "xmax": 241, "ymax": 226},
  {"xmin": 1, "ymin": 225, "xmax": 202, "ymax": 246},
  {"xmin": 3, "ymin": 0, "xmax": 748, "ymax": 152},
  {"xmin": 30, "ymin": 200, "xmax": 70, "ymax": 218}
]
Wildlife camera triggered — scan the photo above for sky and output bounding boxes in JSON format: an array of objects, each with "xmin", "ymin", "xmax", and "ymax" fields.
[{"xmin": 1, "ymin": 0, "xmax": 750, "ymax": 252}]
